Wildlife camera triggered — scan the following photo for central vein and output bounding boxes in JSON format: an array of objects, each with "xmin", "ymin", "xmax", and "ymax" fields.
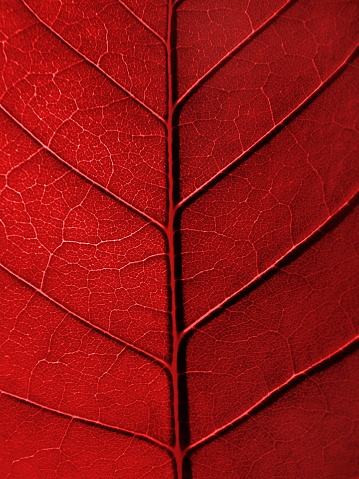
[{"xmin": 165, "ymin": 1, "xmax": 183, "ymax": 478}]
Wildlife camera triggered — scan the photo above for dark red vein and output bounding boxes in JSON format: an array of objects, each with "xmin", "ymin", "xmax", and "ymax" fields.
[
  {"xmin": 20, "ymin": 0, "xmax": 166, "ymax": 124},
  {"xmin": 177, "ymin": 44, "xmax": 359, "ymax": 210},
  {"xmin": 0, "ymin": 104, "xmax": 166, "ymax": 232},
  {"xmin": 172, "ymin": 0, "xmax": 185, "ymax": 8},
  {"xmin": 0, "ymin": 263, "xmax": 170, "ymax": 370},
  {"xmin": 0, "ymin": 389, "xmax": 172, "ymax": 452},
  {"xmin": 184, "ymin": 334, "xmax": 359, "ymax": 452},
  {"xmin": 173, "ymin": 0, "xmax": 295, "ymax": 108},
  {"xmin": 166, "ymin": 2, "xmax": 183, "ymax": 478},
  {"xmin": 179, "ymin": 185, "xmax": 359, "ymax": 339}
]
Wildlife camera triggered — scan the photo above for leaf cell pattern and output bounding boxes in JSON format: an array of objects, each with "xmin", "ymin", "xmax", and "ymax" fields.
[{"xmin": 0, "ymin": 0, "xmax": 358, "ymax": 478}]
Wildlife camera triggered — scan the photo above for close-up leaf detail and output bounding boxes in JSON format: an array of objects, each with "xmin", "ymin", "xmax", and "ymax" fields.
[{"xmin": 0, "ymin": 0, "xmax": 358, "ymax": 477}]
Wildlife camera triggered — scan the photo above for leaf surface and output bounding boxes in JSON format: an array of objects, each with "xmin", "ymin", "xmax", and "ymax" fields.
[{"xmin": 0, "ymin": 0, "xmax": 358, "ymax": 478}]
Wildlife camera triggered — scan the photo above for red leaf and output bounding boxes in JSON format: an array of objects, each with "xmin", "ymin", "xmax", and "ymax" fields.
[{"xmin": 0, "ymin": 1, "xmax": 358, "ymax": 478}]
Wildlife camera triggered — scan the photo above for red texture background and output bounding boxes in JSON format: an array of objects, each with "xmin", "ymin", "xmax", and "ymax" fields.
[{"xmin": 0, "ymin": 0, "xmax": 358, "ymax": 477}]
